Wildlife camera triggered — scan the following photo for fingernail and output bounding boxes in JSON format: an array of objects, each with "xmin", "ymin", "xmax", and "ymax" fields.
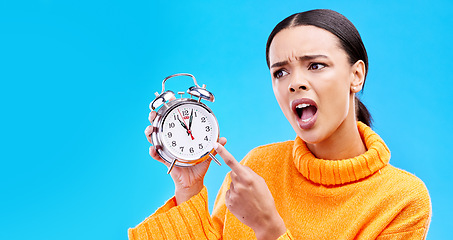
[{"xmin": 213, "ymin": 142, "xmax": 219, "ymax": 150}]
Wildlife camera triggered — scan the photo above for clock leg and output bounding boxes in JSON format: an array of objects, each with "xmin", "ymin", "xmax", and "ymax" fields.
[
  {"xmin": 209, "ymin": 153, "xmax": 222, "ymax": 166},
  {"xmin": 167, "ymin": 159, "xmax": 177, "ymax": 174}
]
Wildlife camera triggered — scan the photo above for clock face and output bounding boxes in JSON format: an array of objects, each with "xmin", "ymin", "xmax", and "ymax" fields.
[{"xmin": 160, "ymin": 103, "xmax": 218, "ymax": 161}]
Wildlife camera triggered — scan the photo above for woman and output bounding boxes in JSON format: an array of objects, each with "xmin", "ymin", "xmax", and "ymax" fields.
[{"xmin": 130, "ymin": 9, "xmax": 431, "ymax": 239}]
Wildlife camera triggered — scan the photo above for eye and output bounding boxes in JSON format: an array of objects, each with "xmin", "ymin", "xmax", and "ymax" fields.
[
  {"xmin": 308, "ymin": 63, "xmax": 326, "ymax": 71},
  {"xmin": 273, "ymin": 69, "xmax": 289, "ymax": 79}
]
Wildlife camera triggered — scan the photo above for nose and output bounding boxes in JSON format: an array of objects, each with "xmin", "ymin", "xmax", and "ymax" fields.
[{"xmin": 288, "ymin": 74, "xmax": 309, "ymax": 93}]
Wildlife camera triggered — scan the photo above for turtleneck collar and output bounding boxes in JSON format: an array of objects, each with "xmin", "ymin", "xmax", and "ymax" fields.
[{"xmin": 292, "ymin": 122, "xmax": 391, "ymax": 186}]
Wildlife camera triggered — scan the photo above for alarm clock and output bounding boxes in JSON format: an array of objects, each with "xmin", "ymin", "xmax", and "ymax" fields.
[{"xmin": 150, "ymin": 73, "xmax": 221, "ymax": 173}]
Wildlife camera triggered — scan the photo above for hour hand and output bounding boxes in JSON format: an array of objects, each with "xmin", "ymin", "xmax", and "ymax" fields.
[{"xmin": 177, "ymin": 115, "xmax": 188, "ymax": 130}]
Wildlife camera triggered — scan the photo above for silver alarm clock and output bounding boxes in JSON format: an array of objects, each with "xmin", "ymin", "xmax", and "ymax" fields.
[{"xmin": 150, "ymin": 73, "xmax": 221, "ymax": 173}]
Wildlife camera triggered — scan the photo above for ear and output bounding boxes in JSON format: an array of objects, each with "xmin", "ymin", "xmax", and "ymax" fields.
[{"xmin": 350, "ymin": 60, "xmax": 366, "ymax": 93}]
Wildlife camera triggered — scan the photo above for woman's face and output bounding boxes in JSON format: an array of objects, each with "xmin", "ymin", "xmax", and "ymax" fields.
[{"xmin": 268, "ymin": 25, "xmax": 362, "ymax": 144}]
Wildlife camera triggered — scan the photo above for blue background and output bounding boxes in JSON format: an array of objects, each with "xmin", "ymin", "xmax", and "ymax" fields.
[{"xmin": 1, "ymin": 0, "xmax": 452, "ymax": 239}]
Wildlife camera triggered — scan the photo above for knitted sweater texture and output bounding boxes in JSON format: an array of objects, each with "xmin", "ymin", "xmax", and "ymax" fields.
[{"xmin": 129, "ymin": 122, "xmax": 431, "ymax": 239}]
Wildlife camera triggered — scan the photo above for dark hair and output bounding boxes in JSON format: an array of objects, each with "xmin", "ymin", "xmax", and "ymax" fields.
[{"xmin": 265, "ymin": 9, "xmax": 372, "ymax": 127}]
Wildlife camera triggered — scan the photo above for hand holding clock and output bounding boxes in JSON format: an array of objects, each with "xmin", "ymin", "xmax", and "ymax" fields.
[{"xmin": 145, "ymin": 109, "xmax": 227, "ymax": 205}]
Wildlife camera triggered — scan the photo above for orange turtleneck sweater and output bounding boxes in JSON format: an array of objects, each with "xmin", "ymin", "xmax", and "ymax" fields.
[{"xmin": 129, "ymin": 122, "xmax": 431, "ymax": 239}]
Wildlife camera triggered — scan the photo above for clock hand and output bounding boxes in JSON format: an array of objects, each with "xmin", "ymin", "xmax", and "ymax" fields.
[
  {"xmin": 189, "ymin": 109, "xmax": 193, "ymax": 131},
  {"xmin": 177, "ymin": 109, "xmax": 194, "ymax": 140},
  {"xmin": 177, "ymin": 115, "xmax": 188, "ymax": 131}
]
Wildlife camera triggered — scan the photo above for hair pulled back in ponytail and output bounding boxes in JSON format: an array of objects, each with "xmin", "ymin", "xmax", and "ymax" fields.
[
  {"xmin": 266, "ymin": 9, "xmax": 373, "ymax": 127},
  {"xmin": 355, "ymin": 96, "xmax": 372, "ymax": 127}
]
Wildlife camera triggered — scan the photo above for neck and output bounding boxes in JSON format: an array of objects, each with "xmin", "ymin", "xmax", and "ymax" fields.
[{"xmin": 307, "ymin": 105, "xmax": 366, "ymax": 160}]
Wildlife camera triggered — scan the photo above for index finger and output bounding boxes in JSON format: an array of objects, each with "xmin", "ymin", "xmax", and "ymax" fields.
[
  {"xmin": 149, "ymin": 111, "xmax": 157, "ymax": 124},
  {"xmin": 214, "ymin": 142, "xmax": 245, "ymax": 174}
]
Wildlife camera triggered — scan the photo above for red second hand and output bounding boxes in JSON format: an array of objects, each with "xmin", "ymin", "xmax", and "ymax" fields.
[{"xmin": 177, "ymin": 109, "xmax": 194, "ymax": 140}]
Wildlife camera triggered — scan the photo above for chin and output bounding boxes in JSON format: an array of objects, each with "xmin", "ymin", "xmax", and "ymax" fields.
[
  {"xmin": 290, "ymin": 122, "xmax": 325, "ymax": 144},
  {"xmin": 297, "ymin": 130, "xmax": 325, "ymax": 144}
]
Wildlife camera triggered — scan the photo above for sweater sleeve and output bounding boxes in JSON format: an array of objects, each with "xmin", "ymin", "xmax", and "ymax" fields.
[
  {"xmin": 128, "ymin": 186, "xmax": 221, "ymax": 240},
  {"xmin": 277, "ymin": 231, "xmax": 295, "ymax": 240},
  {"xmin": 376, "ymin": 177, "xmax": 432, "ymax": 240}
]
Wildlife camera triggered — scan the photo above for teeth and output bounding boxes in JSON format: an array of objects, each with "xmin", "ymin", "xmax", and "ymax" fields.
[
  {"xmin": 295, "ymin": 103, "xmax": 314, "ymax": 122},
  {"xmin": 296, "ymin": 103, "xmax": 310, "ymax": 109}
]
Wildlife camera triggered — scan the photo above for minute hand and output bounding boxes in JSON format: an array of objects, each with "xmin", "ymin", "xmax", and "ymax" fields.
[{"xmin": 189, "ymin": 109, "xmax": 193, "ymax": 130}]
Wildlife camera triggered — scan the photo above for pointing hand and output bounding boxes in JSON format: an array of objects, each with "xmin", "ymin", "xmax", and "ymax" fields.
[{"xmin": 213, "ymin": 143, "xmax": 287, "ymax": 240}]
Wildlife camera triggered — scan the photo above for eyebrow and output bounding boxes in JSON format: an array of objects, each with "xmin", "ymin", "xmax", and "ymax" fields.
[{"xmin": 270, "ymin": 54, "xmax": 329, "ymax": 68}]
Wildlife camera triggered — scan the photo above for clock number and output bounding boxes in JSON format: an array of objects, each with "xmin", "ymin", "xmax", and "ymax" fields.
[
  {"xmin": 180, "ymin": 147, "xmax": 184, "ymax": 152},
  {"xmin": 172, "ymin": 141, "xmax": 176, "ymax": 147},
  {"xmin": 199, "ymin": 144, "xmax": 203, "ymax": 149},
  {"xmin": 205, "ymin": 126, "xmax": 210, "ymax": 132},
  {"xmin": 169, "ymin": 122, "xmax": 175, "ymax": 128},
  {"xmin": 204, "ymin": 136, "xmax": 208, "ymax": 141},
  {"xmin": 189, "ymin": 147, "xmax": 194, "ymax": 153},
  {"xmin": 201, "ymin": 117, "xmax": 206, "ymax": 123},
  {"xmin": 167, "ymin": 132, "xmax": 172, "ymax": 138},
  {"xmin": 183, "ymin": 110, "xmax": 189, "ymax": 116}
]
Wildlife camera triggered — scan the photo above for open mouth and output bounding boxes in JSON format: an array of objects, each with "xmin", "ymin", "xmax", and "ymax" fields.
[
  {"xmin": 291, "ymin": 98, "xmax": 318, "ymax": 129},
  {"xmin": 295, "ymin": 103, "xmax": 318, "ymax": 122}
]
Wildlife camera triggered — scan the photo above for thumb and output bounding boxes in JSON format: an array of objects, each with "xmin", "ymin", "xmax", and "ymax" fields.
[{"xmin": 214, "ymin": 142, "xmax": 243, "ymax": 174}]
